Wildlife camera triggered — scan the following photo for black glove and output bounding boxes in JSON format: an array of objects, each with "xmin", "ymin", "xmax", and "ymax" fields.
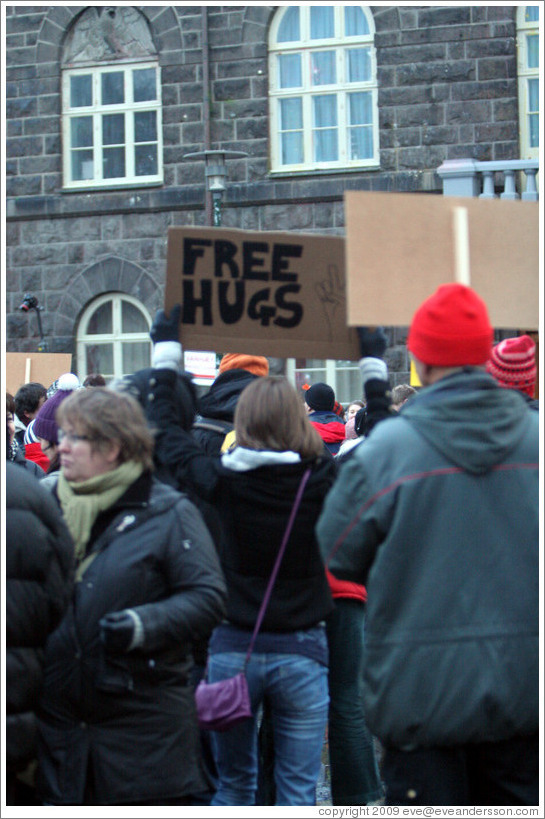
[
  {"xmin": 356, "ymin": 326, "xmax": 388, "ymax": 359},
  {"xmin": 99, "ymin": 609, "xmax": 144, "ymax": 653},
  {"xmin": 150, "ymin": 304, "xmax": 182, "ymax": 344}
]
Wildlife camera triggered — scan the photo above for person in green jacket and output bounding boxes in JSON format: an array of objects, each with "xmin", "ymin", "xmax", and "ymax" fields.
[{"xmin": 316, "ymin": 283, "xmax": 539, "ymax": 807}]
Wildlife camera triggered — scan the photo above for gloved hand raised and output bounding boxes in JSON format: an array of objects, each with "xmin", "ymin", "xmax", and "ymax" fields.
[
  {"xmin": 150, "ymin": 304, "xmax": 183, "ymax": 371},
  {"xmin": 99, "ymin": 609, "xmax": 145, "ymax": 653},
  {"xmin": 356, "ymin": 326, "xmax": 388, "ymax": 359},
  {"xmin": 150, "ymin": 304, "xmax": 182, "ymax": 344}
]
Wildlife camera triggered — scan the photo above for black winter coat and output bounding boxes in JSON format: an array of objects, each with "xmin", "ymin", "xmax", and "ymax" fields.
[
  {"xmin": 193, "ymin": 368, "xmax": 258, "ymax": 454},
  {"xmin": 36, "ymin": 472, "xmax": 227, "ymax": 805},
  {"xmin": 147, "ymin": 369, "xmax": 335, "ymax": 633},
  {"xmin": 5, "ymin": 463, "xmax": 74, "ymax": 774}
]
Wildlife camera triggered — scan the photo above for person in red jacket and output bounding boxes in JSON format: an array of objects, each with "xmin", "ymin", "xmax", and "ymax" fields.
[{"xmin": 303, "ymin": 383, "xmax": 346, "ymax": 455}]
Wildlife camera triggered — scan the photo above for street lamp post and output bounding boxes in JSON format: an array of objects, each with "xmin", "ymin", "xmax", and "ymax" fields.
[
  {"xmin": 19, "ymin": 293, "xmax": 48, "ymax": 352},
  {"xmin": 183, "ymin": 150, "xmax": 248, "ymax": 227}
]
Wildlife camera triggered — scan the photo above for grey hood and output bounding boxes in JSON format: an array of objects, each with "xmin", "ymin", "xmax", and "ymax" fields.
[{"xmin": 400, "ymin": 369, "xmax": 533, "ymax": 475}]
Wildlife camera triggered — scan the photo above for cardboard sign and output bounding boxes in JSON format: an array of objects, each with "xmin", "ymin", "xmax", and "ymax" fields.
[
  {"xmin": 165, "ymin": 226, "xmax": 360, "ymax": 360},
  {"xmin": 345, "ymin": 191, "xmax": 539, "ymax": 329},
  {"xmin": 6, "ymin": 353, "xmax": 73, "ymax": 396}
]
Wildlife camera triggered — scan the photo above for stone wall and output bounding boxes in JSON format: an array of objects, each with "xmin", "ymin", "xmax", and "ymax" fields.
[{"xmin": 5, "ymin": 5, "xmax": 521, "ymax": 366}]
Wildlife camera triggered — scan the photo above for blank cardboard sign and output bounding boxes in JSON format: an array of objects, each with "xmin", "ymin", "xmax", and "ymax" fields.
[
  {"xmin": 6, "ymin": 353, "xmax": 73, "ymax": 396},
  {"xmin": 345, "ymin": 191, "xmax": 539, "ymax": 329},
  {"xmin": 165, "ymin": 226, "xmax": 360, "ymax": 359}
]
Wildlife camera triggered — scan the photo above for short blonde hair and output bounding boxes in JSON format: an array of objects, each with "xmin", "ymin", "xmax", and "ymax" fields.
[
  {"xmin": 235, "ymin": 376, "xmax": 324, "ymax": 459},
  {"xmin": 57, "ymin": 388, "xmax": 154, "ymax": 470}
]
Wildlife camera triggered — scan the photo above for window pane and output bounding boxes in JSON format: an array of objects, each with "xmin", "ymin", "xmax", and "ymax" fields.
[
  {"xmin": 71, "ymin": 150, "xmax": 94, "ymax": 181},
  {"xmin": 314, "ymin": 94, "xmax": 337, "ymax": 127},
  {"xmin": 101, "ymin": 72, "xmax": 124, "ymax": 105},
  {"xmin": 123, "ymin": 342, "xmax": 151, "ymax": 374},
  {"xmin": 135, "ymin": 144, "xmax": 158, "ymax": 176},
  {"xmin": 281, "ymin": 132, "xmax": 304, "ymax": 164},
  {"xmin": 528, "ymin": 78, "xmax": 539, "ymax": 110},
  {"xmin": 86, "ymin": 344, "xmax": 114, "ymax": 377},
  {"xmin": 280, "ymin": 97, "xmax": 303, "ymax": 130},
  {"xmin": 71, "ymin": 116, "xmax": 93, "ymax": 147},
  {"xmin": 133, "ymin": 68, "xmax": 156, "ymax": 102},
  {"xmin": 349, "ymin": 126, "xmax": 373, "ymax": 159},
  {"xmin": 135, "ymin": 111, "xmax": 157, "ymax": 142},
  {"xmin": 315, "ymin": 129, "xmax": 338, "ymax": 161},
  {"xmin": 349, "ymin": 92, "xmax": 372, "ymax": 125},
  {"xmin": 103, "ymin": 147, "xmax": 125, "ymax": 178},
  {"xmin": 347, "ymin": 48, "xmax": 371, "ymax": 82},
  {"xmin": 122, "ymin": 300, "xmax": 149, "ymax": 332},
  {"xmin": 527, "ymin": 34, "xmax": 539, "ymax": 68},
  {"xmin": 277, "ymin": 7, "xmax": 300, "ymax": 42},
  {"xmin": 529, "ymin": 113, "xmax": 539, "ymax": 147},
  {"xmin": 103, "ymin": 114, "xmax": 125, "ymax": 145},
  {"xmin": 526, "ymin": 7, "xmax": 539, "ymax": 22},
  {"xmin": 345, "ymin": 6, "xmax": 369, "ymax": 36},
  {"xmin": 311, "ymin": 51, "xmax": 336, "ymax": 85},
  {"xmin": 87, "ymin": 302, "xmax": 112, "ymax": 334},
  {"xmin": 311, "ymin": 6, "xmax": 334, "ymax": 39},
  {"xmin": 70, "ymin": 75, "xmax": 92, "ymax": 107},
  {"xmin": 278, "ymin": 54, "xmax": 302, "ymax": 88}
]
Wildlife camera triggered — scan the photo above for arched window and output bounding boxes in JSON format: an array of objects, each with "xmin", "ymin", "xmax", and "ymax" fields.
[
  {"xmin": 517, "ymin": 6, "xmax": 539, "ymax": 160},
  {"xmin": 61, "ymin": 7, "xmax": 162, "ymax": 189},
  {"xmin": 77, "ymin": 293, "xmax": 152, "ymax": 382},
  {"xmin": 269, "ymin": 6, "xmax": 379, "ymax": 173}
]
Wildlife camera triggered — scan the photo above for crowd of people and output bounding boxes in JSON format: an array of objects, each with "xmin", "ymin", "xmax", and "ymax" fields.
[{"xmin": 5, "ymin": 283, "xmax": 539, "ymax": 808}]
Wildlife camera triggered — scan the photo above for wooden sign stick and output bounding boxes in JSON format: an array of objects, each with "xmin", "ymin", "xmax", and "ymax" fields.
[{"xmin": 452, "ymin": 206, "xmax": 471, "ymax": 286}]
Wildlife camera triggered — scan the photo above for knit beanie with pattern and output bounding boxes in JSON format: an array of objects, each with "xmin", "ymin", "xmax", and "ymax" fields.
[
  {"xmin": 33, "ymin": 374, "xmax": 80, "ymax": 444},
  {"xmin": 486, "ymin": 335, "xmax": 537, "ymax": 397},
  {"xmin": 407, "ymin": 283, "xmax": 493, "ymax": 367}
]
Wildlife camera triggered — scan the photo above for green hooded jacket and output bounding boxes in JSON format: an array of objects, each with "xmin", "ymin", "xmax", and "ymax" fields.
[{"xmin": 317, "ymin": 369, "xmax": 539, "ymax": 749}]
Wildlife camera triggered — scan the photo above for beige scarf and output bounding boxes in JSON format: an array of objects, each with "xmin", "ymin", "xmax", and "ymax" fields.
[{"xmin": 57, "ymin": 460, "xmax": 144, "ymax": 569}]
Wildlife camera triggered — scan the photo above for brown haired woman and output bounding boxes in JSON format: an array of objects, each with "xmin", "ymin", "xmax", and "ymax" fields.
[
  {"xmin": 35, "ymin": 387, "xmax": 227, "ymax": 805},
  {"xmin": 147, "ymin": 314, "xmax": 336, "ymax": 806}
]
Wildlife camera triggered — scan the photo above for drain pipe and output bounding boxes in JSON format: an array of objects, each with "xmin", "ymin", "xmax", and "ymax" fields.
[{"xmin": 202, "ymin": 7, "xmax": 213, "ymax": 225}]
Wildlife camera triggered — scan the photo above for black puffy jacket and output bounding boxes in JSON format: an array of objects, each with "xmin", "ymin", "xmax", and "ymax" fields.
[
  {"xmin": 36, "ymin": 472, "xmax": 227, "ymax": 805},
  {"xmin": 5, "ymin": 463, "xmax": 74, "ymax": 774}
]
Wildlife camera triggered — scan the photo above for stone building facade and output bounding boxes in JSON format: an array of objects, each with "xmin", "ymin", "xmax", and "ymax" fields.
[{"xmin": 5, "ymin": 5, "xmax": 533, "ymax": 398}]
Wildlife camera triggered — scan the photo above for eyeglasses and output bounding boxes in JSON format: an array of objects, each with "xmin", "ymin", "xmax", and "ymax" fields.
[{"xmin": 58, "ymin": 430, "xmax": 91, "ymax": 445}]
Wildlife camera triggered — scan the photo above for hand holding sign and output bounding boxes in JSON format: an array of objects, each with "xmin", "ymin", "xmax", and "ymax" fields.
[
  {"xmin": 150, "ymin": 304, "xmax": 183, "ymax": 372},
  {"xmin": 150, "ymin": 304, "xmax": 182, "ymax": 343}
]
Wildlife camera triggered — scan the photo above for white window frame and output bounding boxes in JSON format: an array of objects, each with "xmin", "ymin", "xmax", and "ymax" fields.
[
  {"xmin": 516, "ymin": 6, "xmax": 540, "ymax": 160},
  {"xmin": 62, "ymin": 60, "xmax": 163, "ymax": 189},
  {"xmin": 269, "ymin": 6, "xmax": 379, "ymax": 173},
  {"xmin": 285, "ymin": 358, "xmax": 362, "ymax": 407},
  {"xmin": 77, "ymin": 293, "xmax": 152, "ymax": 382}
]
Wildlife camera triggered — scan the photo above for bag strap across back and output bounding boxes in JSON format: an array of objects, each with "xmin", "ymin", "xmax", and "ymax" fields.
[{"xmin": 243, "ymin": 468, "xmax": 312, "ymax": 669}]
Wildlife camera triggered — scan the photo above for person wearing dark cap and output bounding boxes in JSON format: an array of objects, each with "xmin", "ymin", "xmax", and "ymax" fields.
[
  {"xmin": 486, "ymin": 334, "xmax": 538, "ymax": 410},
  {"xmin": 317, "ymin": 283, "xmax": 538, "ymax": 807},
  {"xmin": 304, "ymin": 382, "xmax": 346, "ymax": 455}
]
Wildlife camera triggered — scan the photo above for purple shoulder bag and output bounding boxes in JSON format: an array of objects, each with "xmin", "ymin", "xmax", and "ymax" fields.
[{"xmin": 195, "ymin": 469, "xmax": 312, "ymax": 732}]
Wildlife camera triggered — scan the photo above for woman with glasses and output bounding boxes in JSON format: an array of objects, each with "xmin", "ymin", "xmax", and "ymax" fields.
[{"xmin": 35, "ymin": 387, "xmax": 227, "ymax": 806}]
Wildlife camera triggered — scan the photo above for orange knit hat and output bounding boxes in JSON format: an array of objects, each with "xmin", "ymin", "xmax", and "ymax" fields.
[{"xmin": 218, "ymin": 353, "xmax": 269, "ymax": 377}]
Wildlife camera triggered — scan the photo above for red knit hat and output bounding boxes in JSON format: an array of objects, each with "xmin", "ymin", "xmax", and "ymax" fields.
[
  {"xmin": 407, "ymin": 283, "xmax": 493, "ymax": 367},
  {"xmin": 486, "ymin": 335, "xmax": 537, "ymax": 397},
  {"xmin": 218, "ymin": 353, "xmax": 269, "ymax": 377}
]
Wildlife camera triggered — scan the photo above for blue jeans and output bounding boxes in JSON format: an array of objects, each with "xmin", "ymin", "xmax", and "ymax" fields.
[
  {"xmin": 208, "ymin": 650, "xmax": 329, "ymax": 806},
  {"xmin": 326, "ymin": 599, "xmax": 383, "ymax": 805}
]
